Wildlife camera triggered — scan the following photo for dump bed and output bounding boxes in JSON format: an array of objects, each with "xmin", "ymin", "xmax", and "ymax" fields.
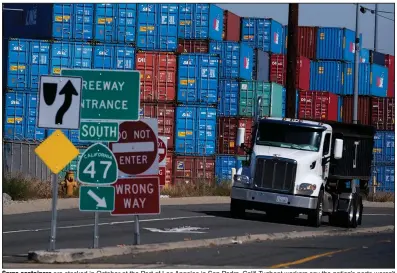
[{"xmin": 327, "ymin": 121, "xmax": 376, "ymax": 180}]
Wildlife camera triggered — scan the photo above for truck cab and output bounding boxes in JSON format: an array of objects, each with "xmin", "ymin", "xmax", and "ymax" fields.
[{"xmin": 231, "ymin": 100, "xmax": 375, "ymax": 228}]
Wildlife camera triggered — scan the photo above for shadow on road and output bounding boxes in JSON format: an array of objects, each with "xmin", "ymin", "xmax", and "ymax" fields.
[{"xmin": 196, "ymin": 209, "xmax": 330, "ymax": 228}]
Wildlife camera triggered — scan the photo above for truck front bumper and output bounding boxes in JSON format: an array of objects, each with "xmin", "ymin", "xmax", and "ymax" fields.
[{"xmin": 231, "ymin": 187, "xmax": 318, "ymax": 210}]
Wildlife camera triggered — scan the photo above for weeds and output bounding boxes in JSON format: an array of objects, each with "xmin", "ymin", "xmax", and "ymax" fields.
[
  {"xmin": 160, "ymin": 179, "xmax": 231, "ymax": 197},
  {"xmin": 367, "ymin": 192, "xmax": 395, "ymax": 202}
]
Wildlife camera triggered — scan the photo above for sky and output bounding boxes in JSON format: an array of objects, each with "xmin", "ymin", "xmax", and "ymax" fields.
[{"xmin": 217, "ymin": 3, "xmax": 395, "ymax": 55}]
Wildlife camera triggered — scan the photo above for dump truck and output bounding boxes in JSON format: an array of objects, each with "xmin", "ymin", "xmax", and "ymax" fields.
[{"xmin": 231, "ymin": 97, "xmax": 376, "ymax": 227}]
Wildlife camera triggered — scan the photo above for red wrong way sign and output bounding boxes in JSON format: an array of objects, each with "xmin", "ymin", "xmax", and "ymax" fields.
[
  {"xmin": 111, "ymin": 177, "xmax": 160, "ymax": 215},
  {"xmin": 109, "ymin": 119, "xmax": 159, "ymax": 176},
  {"xmin": 158, "ymin": 136, "xmax": 167, "ymax": 166}
]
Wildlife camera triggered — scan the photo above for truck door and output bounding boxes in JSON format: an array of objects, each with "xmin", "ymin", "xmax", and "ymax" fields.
[{"xmin": 322, "ymin": 133, "xmax": 332, "ymax": 181}]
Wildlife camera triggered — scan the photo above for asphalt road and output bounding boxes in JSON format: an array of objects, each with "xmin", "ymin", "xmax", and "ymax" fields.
[
  {"xmin": 3, "ymin": 203, "xmax": 395, "ymax": 262},
  {"xmin": 82, "ymin": 232, "xmax": 395, "ymax": 268}
]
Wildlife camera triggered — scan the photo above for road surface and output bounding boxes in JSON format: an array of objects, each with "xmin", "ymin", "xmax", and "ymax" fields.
[{"xmin": 3, "ymin": 203, "xmax": 394, "ymax": 267}]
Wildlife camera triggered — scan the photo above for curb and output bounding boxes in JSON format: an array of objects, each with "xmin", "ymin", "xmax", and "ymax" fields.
[{"xmin": 28, "ymin": 225, "xmax": 394, "ymax": 264}]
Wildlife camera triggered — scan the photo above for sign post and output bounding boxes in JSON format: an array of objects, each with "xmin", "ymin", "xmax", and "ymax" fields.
[
  {"xmin": 63, "ymin": 68, "xmax": 143, "ymax": 248},
  {"xmin": 109, "ymin": 119, "xmax": 160, "ymax": 245},
  {"xmin": 35, "ymin": 75, "xmax": 82, "ymax": 251}
]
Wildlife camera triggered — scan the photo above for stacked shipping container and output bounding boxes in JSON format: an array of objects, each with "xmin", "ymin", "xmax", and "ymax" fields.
[{"xmin": 3, "ymin": 3, "xmax": 395, "ymax": 191}]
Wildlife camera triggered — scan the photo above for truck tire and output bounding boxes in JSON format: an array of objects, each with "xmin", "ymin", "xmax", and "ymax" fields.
[
  {"xmin": 342, "ymin": 197, "xmax": 358, "ymax": 228},
  {"xmin": 308, "ymin": 189, "xmax": 324, "ymax": 227},
  {"xmin": 357, "ymin": 195, "xmax": 363, "ymax": 225},
  {"xmin": 230, "ymin": 199, "xmax": 246, "ymax": 219}
]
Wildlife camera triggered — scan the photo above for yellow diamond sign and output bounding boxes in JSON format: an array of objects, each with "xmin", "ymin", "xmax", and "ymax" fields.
[{"xmin": 35, "ymin": 130, "xmax": 79, "ymax": 174}]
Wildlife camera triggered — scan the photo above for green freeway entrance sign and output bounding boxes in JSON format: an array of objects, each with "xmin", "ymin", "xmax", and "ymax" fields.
[
  {"xmin": 79, "ymin": 186, "xmax": 115, "ymax": 212},
  {"xmin": 61, "ymin": 69, "xmax": 140, "ymax": 121},
  {"xmin": 77, "ymin": 143, "xmax": 118, "ymax": 185},
  {"xmin": 80, "ymin": 121, "xmax": 119, "ymax": 142}
]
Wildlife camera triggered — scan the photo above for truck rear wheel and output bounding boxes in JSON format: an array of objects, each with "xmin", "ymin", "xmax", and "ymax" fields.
[
  {"xmin": 342, "ymin": 197, "xmax": 358, "ymax": 228},
  {"xmin": 356, "ymin": 195, "xmax": 363, "ymax": 225},
  {"xmin": 308, "ymin": 189, "xmax": 324, "ymax": 227},
  {"xmin": 230, "ymin": 199, "xmax": 246, "ymax": 219}
]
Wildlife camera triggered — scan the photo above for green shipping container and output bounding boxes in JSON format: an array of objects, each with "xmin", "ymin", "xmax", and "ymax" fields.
[{"xmin": 239, "ymin": 81, "xmax": 284, "ymax": 117}]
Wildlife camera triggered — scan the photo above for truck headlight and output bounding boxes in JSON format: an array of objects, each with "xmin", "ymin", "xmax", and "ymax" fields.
[
  {"xmin": 296, "ymin": 183, "xmax": 317, "ymax": 192},
  {"xmin": 234, "ymin": 174, "xmax": 251, "ymax": 185}
]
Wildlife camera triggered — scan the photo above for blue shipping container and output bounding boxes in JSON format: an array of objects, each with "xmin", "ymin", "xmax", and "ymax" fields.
[
  {"xmin": 360, "ymin": 48, "xmax": 370, "ymax": 63},
  {"xmin": 254, "ymin": 49, "xmax": 270, "ymax": 82},
  {"xmin": 74, "ymin": 4, "xmax": 94, "ymax": 40},
  {"xmin": 93, "ymin": 44, "xmax": 115, "ymax": 69},
  {"xmin": 370, "ymin": 165, "xmax": 395, "ymax": 193},
  {"xmin": 217, "ymin": 79, "xmax": 239, "ymax": 116},
  {"xmin": 117, "ymin": 4, "xmax": 137, "ymax": 43},
  {"xmin": 370, "ymin": 64, "xmax": 388, "ymax": 97},
  {"xmin": 215, "ymin": 155, "xmax": 243, "ymax": 182},
  {"xmin": 373, "ymin": 131, "xmax": 395, "ymax": 163},
  {"xmin": 209, "ymin": 41, "xmax": 253, "ymax": 80},
  {"xmin": 177, "ymin": 54, "xmax": 219, "ymax": 104},
  {"xmin": 94, "ymin": 4, "xmax": 137, "ymax": 43},
  {"xmin": 4, "ymin": 92, "xmax": 26, "ymax": 140},
  {"xmin": 25, "ymin": 93, "xmax": 46, "ymax": 141},
  {"xmin": 310, "ymin": 61, "xmax": 343, "ymax": 95},
  {"xmin": 3, "ymin": 4, "xmax": 75, "ymax": 40},
  {"xmin": 4, "ymin": 39, "xmax": 50, "ymax": 91},
  {"xmin": 342, "ymin": 62, "xmax": 354, "ymax": 95},
  {"xmin": 178, "ymin": 4, "xmax": 223, "ymax": 41},
  {"xmin": 241, "ymin": 18, "xmax": 283, "ymax": 54},
  {"xmin": 114, "ymin": 45, "xmax": 136, "ymax": 70},
  {"xmin": 281, "ymin": 89, "xmax": 299, "ymax": 118},
  {"xmin": 71, "ymin": 42, "xmax": 93, "ymax": 69},
  {"xmin": 281, "ymin": 25, "xmax": 288, "ymax": 55},
  {"xmin": 316, "ymin": 27, "xmax": 361, "ymax": 62},
  {"xmin": 175, "ymin": 106, "xmax": 217, "ymax": 155},
  {"xmin": 50, "ymin": 41, "xmax": 72, "ymax": 75},
  {"xmin": 136, "ymin": 4, "xmax": 178, "ymax": 51}
]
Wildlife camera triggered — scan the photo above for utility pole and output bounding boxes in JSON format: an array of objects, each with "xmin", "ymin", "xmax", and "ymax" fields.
[
  {"xmin": 374, "ymin": 4, "xmax": 378, "ymax": 51},
  {"xmin": 353, "ymin": 4, "xmax": 360, "ymax": 124},
  {"xmin": 286, "ymin": 3, "xmax": 299, "ymax": 119}
]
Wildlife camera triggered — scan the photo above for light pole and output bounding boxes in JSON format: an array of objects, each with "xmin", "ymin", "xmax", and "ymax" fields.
[{"xmin": 353, "ymin": 4, "xmax": 360, "ymax": 124}]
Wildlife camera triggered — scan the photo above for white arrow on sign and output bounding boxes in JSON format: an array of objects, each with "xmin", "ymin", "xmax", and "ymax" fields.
[
  {"xmin": 87, "ymin": 190, "xmax": 107, "ymax": 208},
  {"xmin": 143, "ymin": 226, "xmax": 209, "ymax": 234}
]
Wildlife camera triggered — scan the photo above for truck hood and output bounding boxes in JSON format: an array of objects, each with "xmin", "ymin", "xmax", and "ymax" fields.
[{"xmin": 253, "ymin": 145, "xmax": 319, "ymax": 162}]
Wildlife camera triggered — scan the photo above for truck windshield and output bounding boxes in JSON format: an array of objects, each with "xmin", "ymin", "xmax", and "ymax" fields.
[{"xmin": 256, "ymin": 122, "xmax": 323, "ymax": 152}]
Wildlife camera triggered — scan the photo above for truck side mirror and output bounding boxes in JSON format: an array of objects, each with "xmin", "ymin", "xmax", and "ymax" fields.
[
  {"xmin": 236, "ymin": 128, "xmax": 246, "ymax": 148},
  {"xmin": 333, "ymin": 138, "xmax": 343, "ymax": 159}
]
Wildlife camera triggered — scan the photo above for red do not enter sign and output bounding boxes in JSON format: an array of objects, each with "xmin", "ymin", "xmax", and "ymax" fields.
[{"xmin": 109, "ymin": 119, "xmax": 159, "ymax": 176}]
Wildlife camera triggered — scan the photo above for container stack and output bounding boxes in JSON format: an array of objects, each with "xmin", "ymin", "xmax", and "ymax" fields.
[{"xmin": 3, "ymin": 4, "xmax": 395, "ymax": 191}]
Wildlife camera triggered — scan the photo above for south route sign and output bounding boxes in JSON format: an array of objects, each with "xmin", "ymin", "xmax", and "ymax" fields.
[
  {"xmin": 111, "ymin": 177, "xmax": 160, "ymax": 216},
  {"xmin": 109, "ymin": 119, "xmax": 159, "ymax": 176},
  {"xmin": 60, "ymin": 69, "xmax": 140, "ymax": 121},
  {"xmin": 77, "ymin": 143, "xmax": 118, "ymax": 185}
]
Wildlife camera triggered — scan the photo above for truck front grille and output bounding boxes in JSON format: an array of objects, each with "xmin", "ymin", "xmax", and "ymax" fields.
[{"xmin": 254, "ymin": 157, "xmax": 297, "ymax": 192}]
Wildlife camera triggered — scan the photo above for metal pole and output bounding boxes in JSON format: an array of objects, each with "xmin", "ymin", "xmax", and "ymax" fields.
[
  {"xmin": 353, "ymin": 4, "xmax": 360, "ymax": 124},
  {"xmin": 134, "ymin": 215, "xmax": 140, "ymax": 245},
  {"xmin": 286, "ymin": 3, "xmax": 299, "ymax": 119},
  {"xmin": 48, "ymin": 173, "xmax": 59, "ymax": 251},
  {"xmin": 374, "ymin": 4, "xmax": 378, "ymax": 51},
  {"xmin": 93, "ymin": 212, "xmax": 99, "ymax": 248}
]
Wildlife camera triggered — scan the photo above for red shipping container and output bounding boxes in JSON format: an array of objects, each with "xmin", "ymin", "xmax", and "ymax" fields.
[
  {"xmin": 140, "ymin": 103, "xmax": 175, "ymax": 150},
  {"xmin": 177, "ymin": 39, "xmax": 209, "ymax": 53},
  {"xmin": 341, "ymin": 96, "xmax": 371, "ymax": 125},
  {"xmin": 135, "ymin": 52, "xmax": 176, "ymax": 102},
  {"xmin": 385, "ymin": 97, "xmax": 395, "ymax": 131},
  {"xmin": 223, "ymin": 10, "xmax": 240, "ymax": 42},
  {"xmin": 298, "ymin": 91, "xmax": 339, "ymax": 121},
  {"xmin": 270, "ymin": 55, "xmax": 310, "ymax": 90},
  {"xmin": 371, "ymin": 97, "xmax": 395, "ymax": 131},
  {"xmin": 270, "ymin": 54, "xmax": 286, "ymax": 85},
  {"xmin": 371, "ymin": 97, "xmax": 386, "ymax": 130},
  {"xmin": 385, "ymin": 55, "xmax": 395, "ymax": 97},
  {"xmin": 285, "ymin": 27, "xmax": 318, "ymax": 59},
  {"xmin": 165, "ymin": 154, "xmax": 173, "ymax": 185},
  {"xmin": 217, "ymin": 117, "xmax": 254, "ymax": 155},
  {"xmin": 173, "ymin": 156, "xmax": 215, "ymax": 184}
]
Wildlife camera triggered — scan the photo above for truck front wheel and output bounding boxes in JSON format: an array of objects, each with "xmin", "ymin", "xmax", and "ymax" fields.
[
  {"xmin": 308, "ymin": 189, "xmax": 324, "ymax": 227},
  {"xmin": 230, "ymin": 199, "xmax": 246, "ymax": 219}
]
